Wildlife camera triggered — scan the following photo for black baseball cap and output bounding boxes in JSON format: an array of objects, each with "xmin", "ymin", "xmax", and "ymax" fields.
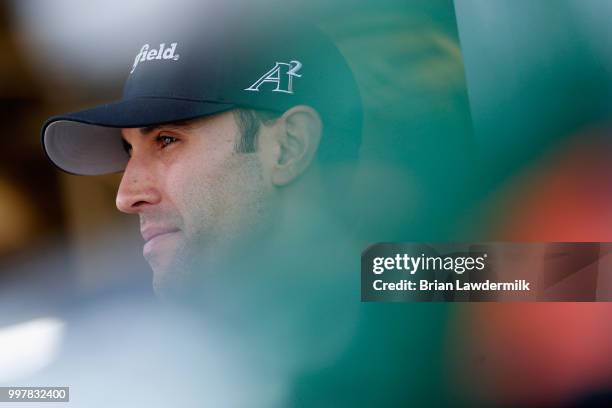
[{"xmin": 41, "ymin": 11, "xmax": 362, "ymax": 175}]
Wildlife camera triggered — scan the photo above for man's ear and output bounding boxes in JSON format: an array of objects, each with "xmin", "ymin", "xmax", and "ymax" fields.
[{"xmin": 270, "ymin": 105, "xmax": 322, "ymax": 186}]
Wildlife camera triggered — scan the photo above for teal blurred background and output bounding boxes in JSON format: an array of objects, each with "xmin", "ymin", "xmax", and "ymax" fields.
[{"xmin": 455, "ymin": 0, "xmax": 612, "ymax": 241}]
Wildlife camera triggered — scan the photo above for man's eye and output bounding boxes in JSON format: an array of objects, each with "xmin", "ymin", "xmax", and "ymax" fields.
[{"xmin": 156, "ymin": 135, "xmax": 178, "ymax": 148}]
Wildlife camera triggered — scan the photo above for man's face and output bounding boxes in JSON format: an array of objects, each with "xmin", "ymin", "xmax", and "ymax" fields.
[{"xmin": 116, "ymin": 111, "xmax": 276, "ymax": 296}]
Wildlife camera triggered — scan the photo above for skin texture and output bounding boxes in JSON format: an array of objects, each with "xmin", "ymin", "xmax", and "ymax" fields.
[{"xmin": 115, "ymin": 107, "xmax": 321, "ymax": 299}]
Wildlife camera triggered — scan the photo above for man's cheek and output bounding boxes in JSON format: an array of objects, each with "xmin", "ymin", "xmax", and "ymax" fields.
[{"xmin": 173, "ymin": 178, "xmax": 224, "ymax": 233}]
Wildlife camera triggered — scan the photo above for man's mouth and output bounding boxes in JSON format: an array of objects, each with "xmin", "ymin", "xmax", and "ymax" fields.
[{"xmin": 141, "ymin": 226, "xmax": 181, "ymax": 243}]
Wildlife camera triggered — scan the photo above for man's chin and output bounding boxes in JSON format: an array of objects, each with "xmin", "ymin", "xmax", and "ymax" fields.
[
  {"xmin": 147, "ymin": 230, "xmax": 267, "ymax": 302},
  {"xmin": 143, "ymin": 233, "xmax": 192, "ymax": 299},
  {"xmin": 149, "ymin": 253, "xmax": 200, "ymax": 301}
]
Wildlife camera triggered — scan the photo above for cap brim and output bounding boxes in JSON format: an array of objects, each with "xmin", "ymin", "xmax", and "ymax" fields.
[{"xmin": 42, "ymin": 97, "xmax": 234, "ymax": 175}]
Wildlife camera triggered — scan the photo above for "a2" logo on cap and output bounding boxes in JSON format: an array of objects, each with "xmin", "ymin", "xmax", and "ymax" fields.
[{"xmin": 244, "ymin": 60, "xmax": 302, "ymax": 94}]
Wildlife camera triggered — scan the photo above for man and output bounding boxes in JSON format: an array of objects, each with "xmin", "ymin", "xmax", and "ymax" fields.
[
  {"xmin": 40, "ymin": 12, "xmax": 367, "ymax": 406},
  {"xmin": 41, "ymin": 11, "xmax": 362, "ymax": 300}
]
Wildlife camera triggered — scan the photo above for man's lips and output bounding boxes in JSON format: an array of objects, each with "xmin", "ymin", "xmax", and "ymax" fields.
[{"xmin": 141, "ymin": 226, "xmax": 180, "ymax": 243}]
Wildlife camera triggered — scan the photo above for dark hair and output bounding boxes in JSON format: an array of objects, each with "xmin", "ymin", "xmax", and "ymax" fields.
[
  {"xmin": 233, "ymin": 107, "xmax": 360, "ymax": 164},
  {"xmin": 233, "ymin": 108, "xmax": 281, "ymax": 153}
]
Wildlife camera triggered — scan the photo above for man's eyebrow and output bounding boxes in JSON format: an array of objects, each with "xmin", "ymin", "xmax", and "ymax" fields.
[
  {"xmin": 139, "ymin": 120, "xmax": 193, "ymax": 135},
  {"xmin": 120, "ymin": 120, "xmax": 197, "ymax": 151}
]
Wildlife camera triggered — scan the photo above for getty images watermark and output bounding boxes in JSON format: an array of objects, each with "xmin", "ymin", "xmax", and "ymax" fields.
[{"xmin": 361, "ymin": 243, "xmax": 612, "ymax": 302}]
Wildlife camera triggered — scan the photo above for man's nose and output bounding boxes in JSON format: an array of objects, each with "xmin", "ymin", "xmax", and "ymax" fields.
[{"xmin": 115, "ymin": 155, "xmax": 162, "ymax": 214}]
